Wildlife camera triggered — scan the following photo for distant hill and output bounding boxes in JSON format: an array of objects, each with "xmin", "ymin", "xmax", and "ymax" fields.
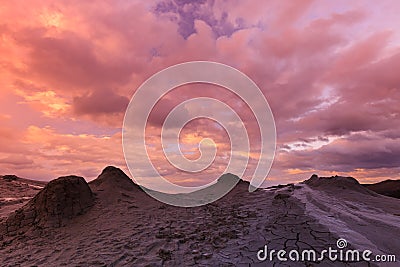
[{"xmin": 363, "ymin": 180, "xmax": 400, "ymax": 199}]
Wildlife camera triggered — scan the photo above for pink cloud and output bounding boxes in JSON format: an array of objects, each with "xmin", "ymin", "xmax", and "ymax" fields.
[
  {"xmin": 0, "ymin": 0, "xmax": 399, "ymax": 186},
  {"xmin": 73, "ymin": 88, "xmax": 129, "ymax": 116}
]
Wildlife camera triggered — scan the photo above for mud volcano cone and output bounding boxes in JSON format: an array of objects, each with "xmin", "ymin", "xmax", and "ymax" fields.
[{"xmin": 3, "ymin": 176, "xmax": 94, "ymax": 235}]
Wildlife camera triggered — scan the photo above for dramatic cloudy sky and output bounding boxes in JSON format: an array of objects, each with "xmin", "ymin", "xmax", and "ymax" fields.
[{"xmin": 1, "ymin": 0, "xmax": 399, "ymax": 186}]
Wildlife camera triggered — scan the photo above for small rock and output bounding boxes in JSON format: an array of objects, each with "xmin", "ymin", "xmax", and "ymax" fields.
[{"xmin": 157, "ymin": 248, "xmax": 172, "ymax": 261}]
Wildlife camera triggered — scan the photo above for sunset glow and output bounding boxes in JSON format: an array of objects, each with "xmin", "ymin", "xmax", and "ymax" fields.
[{"xmin": 1, "ymin": 0, "xmax": 399, "ymax": 186}]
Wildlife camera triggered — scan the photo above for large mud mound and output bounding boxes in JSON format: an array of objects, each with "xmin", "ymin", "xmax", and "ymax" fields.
[
  {"xmin": 305, "ymin": 174, "xmax": 377, "ymax": 196},
  {"xmin": 2, "ymin": 176, "xmax": 94, "ymax": 235}
]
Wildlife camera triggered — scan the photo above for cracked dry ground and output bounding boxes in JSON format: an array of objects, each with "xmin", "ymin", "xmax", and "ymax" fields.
[
  {"xmin": 160, "ymin": 187, "xmax": 373, "ymax": 267},
  {"xmin": 1, "ymin": 185, "xmax": 378, "ymax": 266}
]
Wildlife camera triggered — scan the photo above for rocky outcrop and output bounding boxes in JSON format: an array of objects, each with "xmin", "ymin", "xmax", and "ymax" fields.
[
  {"xmin": 1, "ymin": 175, "xmax": 18, "ymax": 181},
  {"xmin": 2, "ymin": 175, "xmax": 94, "ymax": 236}
]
